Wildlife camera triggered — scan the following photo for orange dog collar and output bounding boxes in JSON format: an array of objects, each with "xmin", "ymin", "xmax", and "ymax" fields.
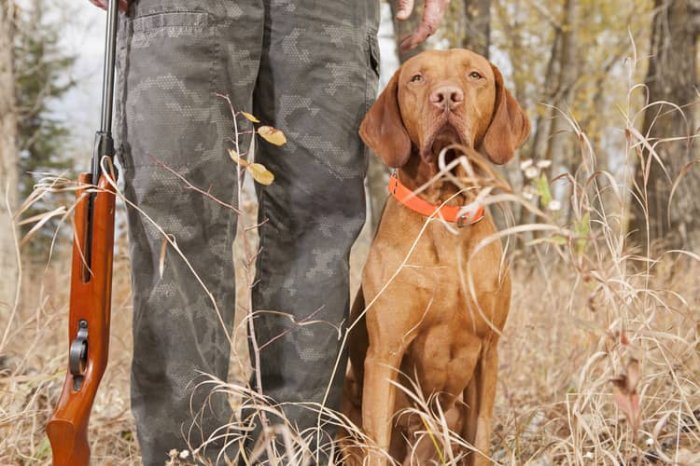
[{"xmin": 387, "ymin": 173, "xmax": 484, "ymax": 227}]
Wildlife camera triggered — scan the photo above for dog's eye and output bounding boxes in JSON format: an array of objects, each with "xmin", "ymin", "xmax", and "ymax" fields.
[
  {"xmin": 410, "ymin": 73, "xmax": 424, "ymax": 83},
  {"xmin": 469, "ymin": 71, "xmax": 483, "ymax": 80}
]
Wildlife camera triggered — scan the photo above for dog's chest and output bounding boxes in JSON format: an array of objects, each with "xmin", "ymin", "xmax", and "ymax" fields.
[{"xmin": 366, "ymin": 211, "xmax": 506, "ymax": 339}]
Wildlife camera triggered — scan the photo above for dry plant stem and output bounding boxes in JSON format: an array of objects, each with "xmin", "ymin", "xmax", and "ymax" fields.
[
  {"xmin": 154, "ymin": 160, "xmax": 242, "ymax": 215},
  {"xmin": 0, "ymin": 185, "xmax": 22, "ymax": 349},
  {"xmin": 15, "ymin": 173, "xmax": 81, "ymax": 273},
  {"xmin": 256, "ymin": 308, "xmax": 340, "ymax": 352},
  {"xmin": 217, "ymin": 93, "xmax": 275, "ymax": 460}
]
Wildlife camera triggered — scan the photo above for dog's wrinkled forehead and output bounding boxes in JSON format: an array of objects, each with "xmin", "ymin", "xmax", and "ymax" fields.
[{"xmin": 398, "ymin": 49, "xmax": 494, "ymax": 88}]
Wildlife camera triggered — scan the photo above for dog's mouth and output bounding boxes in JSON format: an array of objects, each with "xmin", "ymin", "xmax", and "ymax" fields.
[{"xmin": 421, "ymin": 119, "xmax": 470, "ymax": 164}]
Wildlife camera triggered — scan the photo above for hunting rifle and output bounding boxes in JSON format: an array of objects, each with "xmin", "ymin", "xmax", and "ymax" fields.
[{"xmin": 46, "ymin": 0, "xmax": 120, "ymax": 464}]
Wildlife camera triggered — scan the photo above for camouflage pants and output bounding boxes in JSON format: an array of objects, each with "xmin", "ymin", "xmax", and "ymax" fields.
[{"xmin": 114, "ymin": 1, "xmax": 379, "ymax": 464}]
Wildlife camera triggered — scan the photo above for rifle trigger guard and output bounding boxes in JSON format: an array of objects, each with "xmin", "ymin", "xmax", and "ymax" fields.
[{"xmin": 69, "ymin": 320, "xmax": 88, "ymax": 377}]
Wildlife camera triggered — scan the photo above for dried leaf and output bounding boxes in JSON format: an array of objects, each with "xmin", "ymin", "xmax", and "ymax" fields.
[
  {"xmin": 611, "ymin": 358, "xmax": 641, "ymax": 433},
  {"xmin": 247, "ymin": 163, "xmax": 275, "ymax": 186},
  {"xmin": 257, "ymin": 126, "xmax": 287, "ymax": 146},
  {"xmin": 612, "ymin": 381, "xmax": 640, "ymax": 430},
  {"xmin": 240, "ymin": 111, "xmax": 260, "ymax": 123},
  {"xmin": 228, "ymin": 148, "xmax": 249, "ymax": 167},
  {"xmin": 619, "ymin": 330, "xmax": 630, "ymax": 347}
]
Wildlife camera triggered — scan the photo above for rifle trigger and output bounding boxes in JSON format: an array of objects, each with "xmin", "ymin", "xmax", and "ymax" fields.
[{"xmin": 69, "ymin": 320, "xmax": 89, "ymax": 379}]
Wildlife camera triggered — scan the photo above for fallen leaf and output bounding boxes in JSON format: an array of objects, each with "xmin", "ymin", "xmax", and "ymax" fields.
[
  {"xmin": 257, "ymin": 126, "xmax": 287, "ymax": 146},
  {"xmin": 240, "ymin": 111, "xmax": 260, "ymax": 123},
  {"xmin": 247, "ymin": 163, "xmax": 275, "ymax": 185}
]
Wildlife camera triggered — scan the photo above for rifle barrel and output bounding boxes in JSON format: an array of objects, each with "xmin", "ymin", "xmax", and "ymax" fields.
[{"xmin": 93, "ymin": 0, "xmax": 120, "ymax": 181}]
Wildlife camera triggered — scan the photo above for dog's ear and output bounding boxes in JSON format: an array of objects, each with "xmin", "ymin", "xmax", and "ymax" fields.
[
  {"xmin": 359, "ymin": 71, "xmax": 412, "ymax": 168},
  {"xmin": 480, "ymin": 65, "xmax": 530, "ymax": 165}
]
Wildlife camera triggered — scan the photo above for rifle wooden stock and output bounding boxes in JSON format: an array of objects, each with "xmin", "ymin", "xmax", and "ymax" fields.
[{"xmin": 47, "ymin": 173, "xmax": 116, "ymax": 466}]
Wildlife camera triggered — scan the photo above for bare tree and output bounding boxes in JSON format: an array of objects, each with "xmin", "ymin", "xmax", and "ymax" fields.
[
  {"xmin": 514, "ymin": 0, "xmax": 578, "ymax": 229},
  {"xmin": 543, "ymin": 0, "xmax": 578, "ymax": 223},
  {"xmin": 631, "ymin": 0, "xmax": 699, "ymax": 251},
  {"xmin": 0, "ymin": 0, "xmax": 19, "ymax": 311},
  {"xmin": 462, "ymin": 0, "xmax": 491, "ymax": 57}
]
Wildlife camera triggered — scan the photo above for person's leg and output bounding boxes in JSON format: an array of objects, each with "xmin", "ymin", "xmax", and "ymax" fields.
[
  {"xmin": 115, "ymin": 1, "xmax": 263, "ymax": 464},
  {"xmin": 244, "ymin": 0, "xmax": 381, "ymax": 461}
]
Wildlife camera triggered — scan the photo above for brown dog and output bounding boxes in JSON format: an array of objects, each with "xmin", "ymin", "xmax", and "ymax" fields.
[{"xmin": 341, "ymin": 49, "xmax": 530, "ymax": 465}]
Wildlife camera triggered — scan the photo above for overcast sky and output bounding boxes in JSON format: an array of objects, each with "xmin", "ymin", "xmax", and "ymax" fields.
[{"xmin": 49, "ymin": 0, "xmax": 107, "ymax": 169}]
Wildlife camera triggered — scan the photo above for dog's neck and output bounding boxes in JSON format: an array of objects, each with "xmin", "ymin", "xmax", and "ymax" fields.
[{"xmin": 397, "ymin": 148, "xmax": 477, "ymax": 208}]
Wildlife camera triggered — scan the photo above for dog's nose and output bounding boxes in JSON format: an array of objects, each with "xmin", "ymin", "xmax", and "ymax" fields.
[{"xmin": 430, "ymin": 85, "xmax": 464, "ymax": 110}]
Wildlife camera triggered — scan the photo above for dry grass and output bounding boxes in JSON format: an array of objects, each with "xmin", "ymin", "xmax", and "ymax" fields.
[
  {"xmin": 1, "ymin": 54, "xmax": 699, "ymax": 466},
  {"xmin": 1, "ymin": 226, "xmax": 699, "ymax": 464}
]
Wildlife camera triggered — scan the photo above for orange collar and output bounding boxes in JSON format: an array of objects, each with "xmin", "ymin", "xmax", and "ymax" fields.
[{"xmin": 388, "ymin": 173, "xmax": 484, "ymax": 227}]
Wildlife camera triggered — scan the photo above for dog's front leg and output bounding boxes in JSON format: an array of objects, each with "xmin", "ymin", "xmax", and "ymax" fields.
[
  {"xmin": 362, "ymin": 342, "xmax": 406, "ymax": 466},
  {"xmin": 463, "ymin": 343, "xmax": 499, "ymax": 466}
]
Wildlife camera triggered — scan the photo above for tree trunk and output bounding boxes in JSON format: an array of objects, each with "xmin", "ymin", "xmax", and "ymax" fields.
[
  {"xmin": 0, "ymin": 0, "xmax": 19, "ymax": 311},
  {"xmin": 630, "ymin": 0, "xmax": 699, "ymax": 251},
  {"xmin": 544, "ymin": 0, "xmax": 578, "ymax": 221},
  {"xmin": 529, "ymin": 31, "xmax": 562, "ymax": 164},
  {"xmin": 461, "ymin": 0, "xmax": 491, "ymax": 57},
  {"xmin": 516, "ymin": 27, "xmax": 561, "ymax": 230}
]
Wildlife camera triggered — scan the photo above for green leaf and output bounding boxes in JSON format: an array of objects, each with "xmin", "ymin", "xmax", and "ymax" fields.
[
  {"xmin": 575, "ymin": 212, "xmax": 591, "ymax": 236},
  {"xmin": 534, "ymin": 174, "xmax": 552, "ymax": 208},
  {"xmin": 574, "ymin": 212, "xmax": 591, "ymax": 256},
  {"xmin": 35, "ymin": 436, "xmax": 51, "ymax": 460},
  {"xmin": 527, "ymin": 235, "xmax": 567, "ymax": 247}
]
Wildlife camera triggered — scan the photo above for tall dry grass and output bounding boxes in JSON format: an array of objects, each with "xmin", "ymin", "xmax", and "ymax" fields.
[{"xmin": 1, "ymin": 47, "xmax": 698, "ymax": 465}]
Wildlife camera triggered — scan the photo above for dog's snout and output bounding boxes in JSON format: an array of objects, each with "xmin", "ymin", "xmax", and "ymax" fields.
[{"xmin": 430, "ymin": 85, "xmax": 464, "ymax": 110}]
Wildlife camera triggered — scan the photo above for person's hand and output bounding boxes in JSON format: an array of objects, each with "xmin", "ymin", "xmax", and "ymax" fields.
[
  {"xmin": 396, "ymin": 0, "xmax": 449, "ymax": 51},
  {"xmin": 89, "ymin": 0, "xmax": 129, "ymax": 12}
]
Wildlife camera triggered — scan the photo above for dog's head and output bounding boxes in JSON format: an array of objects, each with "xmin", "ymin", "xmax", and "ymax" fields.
[{"xmin": 360, "ymin": 49, "xmax": 530, "ymax": 169}]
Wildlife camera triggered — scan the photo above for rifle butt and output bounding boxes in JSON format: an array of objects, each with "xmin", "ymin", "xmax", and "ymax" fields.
[{"xmin": 46, "ymin": 418, "xmax": 90, "ymax": 466}]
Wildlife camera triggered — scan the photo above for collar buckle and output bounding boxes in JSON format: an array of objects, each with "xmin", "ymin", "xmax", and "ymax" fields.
[{"xmin": 457, "ymin": 214, "xmax": 468, "ymax": 228}]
